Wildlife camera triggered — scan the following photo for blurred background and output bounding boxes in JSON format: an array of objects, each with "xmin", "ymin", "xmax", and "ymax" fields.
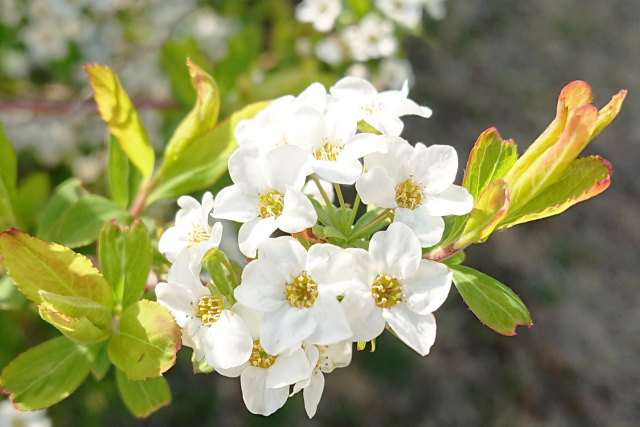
[{"xmin": 1, "ymin": 0, "xmax": 638, "ymax": 425}]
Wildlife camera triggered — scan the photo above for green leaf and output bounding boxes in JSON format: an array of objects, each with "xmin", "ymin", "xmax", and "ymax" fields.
[
  {"xmin": 108, "ymin": 135, "xmax": 142, "ymax": 209},
  {"xmin": 115, "ymin": 368, "xmax": 171, "ymax": 418},
  {"xmin": 163, "ymin": 58, "xmax": 220, "ymax": 168},
  {"xmin": 37, "ymin": 179, "xmax": 86, "ymax": 241},
  {"xmin": 14, "ymin": 172, "xmax": 51, "ymax": 232},
  {"xmin": 160, "ymin": 38, "xmax": 212, "ymax": 107},
  {"xmin": 91, "ymin": 342, "xmax": 111, "ymax": 381},
  {"xmin": 108, "ymin": 300, "xmax": 180, "ymax": 381},
  {"xmin": 150, "ymin": 101, "xmax": 269, "ymax": 204},
  {"xmin": 462, "ymin": 127, "xmax": 518, "ymax": 201},
  {"xmin": 191, "ymin": 352, "xmax": 214, "ymax": 374},
  {"xmin": 0, "ymin": 336, "xmax": 96, "ymax": 410},
  {"xmin": 213, "ymin": 23, "xmax": 262, "ymax": 93},
  {"xmin": 455, "ymin": 179, "xmax": 510, "ymax": 248},
  {"xmin": 499, "ymin": 156, "xmax": 611, "ymax": 228},
  {"xmin": 0, "ymin": 229, "xmax": 113, "ymax": 309},
  {"xmin": 98, "ymin": 219, "xmax": 152, "ymax": 314},
  {"xmin": 450, "ymin": 265, "xmax": 532, "ymax": 336},
  {"xmin": 54, "ymin": 195, "xmax": 132, "ymax": 248},
  {"xmin": 0, "ymin": 121, "xmax": 17, "ymax": 230},
  {"xmin": 84, "ymin": 64, "xmax": 155, "ymax": 178},
  {"xmin": 38, "ymin": 305, "xmax": 110, "ymax": 344},
  {"xmin": 38, "ymin": 290, "xmax": 112, "ymax": 331}
]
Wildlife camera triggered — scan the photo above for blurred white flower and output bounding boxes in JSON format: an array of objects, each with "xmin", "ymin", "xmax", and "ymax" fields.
[
  {"xmin": 295, "ymin": 0, "xmax": 342, "ymax": 33},
  {"xmin": 375, "ymin": 0, "xmax": 423, "ymax": 28},
  {"xmin": 315, "ymin": 36, "xmax": 345, "ymax": 65},
  {"xmin": 0, "ymin": 399, "xmax": 51, "ymax": 427},
  {"xmin": 423, "ymin": 0, "xmax": 447, "ymax": 20},
  {"xmin": 342, "ymin": 14, "xmax": 398, "ymax": 62}
]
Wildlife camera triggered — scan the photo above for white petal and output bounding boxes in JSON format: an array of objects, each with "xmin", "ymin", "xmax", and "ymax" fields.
[
  {"xmin": 403, "ymin": 260, "xmax": 452, "ymax": 315},
  {"xmin": 330, "ymin": 76, "xmax": 377, "ymax": 99},
  {"xmin": 276, "ymin": 186, "xmax": 317, "ymax": 232},
  {"xmin": 157, "ymin": 226, "xmax": 186, "ymax": 263},
  {"xmin": 307, "ymin": 244, "xmax": 356, "ymax": 296},
  {"xmin": 422, "ymin": 185, "xmax": 474, "ymax": 216},
  {"xmin": 228, "ymin": 146, "xmax": 267, "ymax": 192},
  {"xmin": 259, "ymin": 305, "xmax": 316, "ymax": 355},
  {"xmin": 155, "ymin": 281, "xmax": 198, "ymax": 329},
  {"xmin": 241, "ymin": 367, "xmax": 289, "ymax": 416},
  {"xmin": 382, "ymin": 305, "xmax": 437, "ymax": 356},
  {"xmin": 265, "ymin": 145, "xmax": 310, "ymax": 191},
  {"xmin": 413, "ymin": 144, "xmax": 458, "ymax": 193},
  {"xmin": 369, "ymin": 222, "xmax": 421, "ymax": 278},
  {"xmin": 324, "ymin": 341, "xmax": 352, "ymax": 369},
  {"xmin": 341, "ymin": 133, "xmax": 388, "ymax": 160},
  {"xmin": 311, "ymin": 158, "xmax": 363, "ymax": 185},
  {"xmin": 201, "ymin": 310, "xmax": 253, "ymax": 370},
  {"xmin": 257, "ymin": 236, "xmax": 308, "ymax": 280},
  {"xmin": 367, "ymin": 114, "xmax": 404, "ymax": 137},
  {"xmin": 305, "ymin": 293, "xmax": 352, "ymax": 345},
  {"xmin": 363, "ymin": 136, "xmax": 413, "ymax": 182},
  {"xmin": 238, "ymin": 217, "xmax": 278, "ymax": 258},
  {"xmin": 212, "ymin": 185, "xmax": 258, "ymax": 222},
  {"xmin": 216, "ymin": 362, "xmax": 248, "ymax": 378},
  {"xmin": 394, "ymin": 208, "xmax": 445, "ymax": 247},
  {"xmin": 303, "ymin": 372, "xmax": 325, "ymax": 418},
  {"xmin": 340, "ymin": 290, "xmax": 385, "ymax": 342},
  {"xmin": 355, "ymin": 166, "xmax": 397, "ymax": 207},
  {"xmin": 266, "ymin": 347, "xmax": 311, "ymax": 388},
  {"xmin": 235, "ymin": 260, "xmax": 286, "ymax": 312}
]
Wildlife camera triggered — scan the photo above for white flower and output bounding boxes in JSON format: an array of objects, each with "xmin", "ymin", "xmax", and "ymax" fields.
[
  {"xmin": 155, "ymin": 251, "xmax": 253, "ymax": 370},
  {"xmin": 423, "ymin": 0, "xmax": 447, "ymax": 20},
  {"xmin": 286, "ymin": 107, "xmax": 388, "ymax": 184},
  {"xmin": 341, "ymin": 222, "xmax": 452, "ymax": 355},
  {"xmin": 0, "ymin": 400, "xmax": 51, "ymax": 427},
  {"xmin": 295, "ymin": 0, "xmax": 342, "ymax": 33},
  {"xmin": 303, "ymin": 177, "xmax": 336, "ymax": 204},
  {"xmin": 213, "ymin": 146, "xmax": 317, "ymax": 258},
  {"xmin": 375, "ymin": 0, "xmax": 423, "ymax": 28},
  {"xmin": 343, "ymin": 13, "xmax": 398, "ymax": 62},
  {"xmin": 158, "ymin": 192, "xmax": 223, "ymax": 264},
  {"xmin": 376, "ymin": 58, "xmax": 415, "ymax": 90},
  {"xmin": 234, "ymin": 83, "xmax": 328, "ymax": 153},
  {"xmin": 292, "ymin": 342, "xmax": 352, "ymax": 418},
  {"xmin": 234, "ymin": 237, "xmax": 353, "ymax": 355},
  {"xmin": 216, "ymin": 305, "xmax": 312, "ymax": 416},
  {"xmin": 356, "ymin": 136, "xmax": 473, "ymax": 246},
  {"xmin": 329, "ymin": 76, "xmax": 432, "ymax": 136},
  {"xmin": 315, "ymin": 36, "xmax": 344, "ymax": 65}
]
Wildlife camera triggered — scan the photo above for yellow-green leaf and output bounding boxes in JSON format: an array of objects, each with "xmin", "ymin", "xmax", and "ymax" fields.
[
  {"xmin": 0, "ymin": 336, "xmax": 96, "ymax": 410},
  {"xmin": 455, "ymin": 179, "xmax": 510, "ymax": 248},
  {"xmin": 116, "ymin": 369, "xmax": 171, "ymax": 418},
  {"xmin": 499, "ymin": 156, "xmax": 611, "ymax": 228},
  {"xmin": 0, "ymin": 229, "xmax": 113, "ymax": 309},
  {"xmin": 108, "ymin": 300, "xmax": 180, "ymax": 381},
  {"xmin": 462, "ymin": 127, "xmax": 518, "ymax": 200},
  {"xmin": 108, "ymin": 135, "xmax": 142, "ymax": 209},
  {"xmin": 451, "ymin": 265, "xmax": 532, "ymax": 336},
  {"xmin": 38, "ymin": 305, "xmax": 110, "ymax": 344},
  {"xmin": 163, "ymin": 58, "xmax": 220, "ymax": 166},
  {"xmin": 84, "ymin": 64, "xmax": 155, "ymax": 178},
  {"xmin": 38, "ymin": 290, "xmax": 112, "ymax": 331},
  {"xmin": 150, "ymin": 100, "xmax": 269, "ymax": 204}
]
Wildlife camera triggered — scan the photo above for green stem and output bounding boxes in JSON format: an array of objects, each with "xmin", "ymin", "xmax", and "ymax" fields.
[
  {"xmin": 348, "ymin": 193, "xmax": 361, "ymax": 228},
  {"xmin": 334, "ymin": 183, "xmax": 347, "ymax": 225},
  {"xmin": 310, "ymin": 173, "xmax": 338, "ymax": 225},
  {"xmin": 350, "ymin": 208, "xmax": 392, "ymax": 241}
]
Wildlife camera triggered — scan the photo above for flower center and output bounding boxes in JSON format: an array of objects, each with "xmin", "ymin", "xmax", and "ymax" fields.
[
  {"xmin": 361, "ymin": 102, "xmax": 385, "ymax": 116},
  {"xmin": 258, "ymin": 191, "xmax": 284, "ymax": 218},
  {"xmin": 285, "ymin": 272, "xmax": 318, "ymax": 308},
  {"xmin": 395, "ymin": 178, "xmax": 423, "ymax": 210},
  {"xmin": 314, "ymin": 139, "xmax": 344, "ymax": 162},
  {"xmin": 371, "ymin": 274, "xmax": 402, "ymax": 308},
  {"xmin": 250, "ymin": 340, "xmax": 278, "ymax": 368},
  {"xmin": 193, "ymin": 295, "xmax": 224, "ymax": 325},
  {"xmin": 315, "ymin": 345, "xmax": 331, "ymax": 373},
  {"xmin": 187, "ymin": 224, "xmax": 210, "ymax": 247}
]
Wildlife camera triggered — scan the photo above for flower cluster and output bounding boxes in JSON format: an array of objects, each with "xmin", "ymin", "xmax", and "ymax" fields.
[
  {"xmin": 156, "ymin": 76, "xmax": 472, "ymax": 417},
  {"xmin": 295, "ymin": 0, "xmax": 448, "ymax": 89}
]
